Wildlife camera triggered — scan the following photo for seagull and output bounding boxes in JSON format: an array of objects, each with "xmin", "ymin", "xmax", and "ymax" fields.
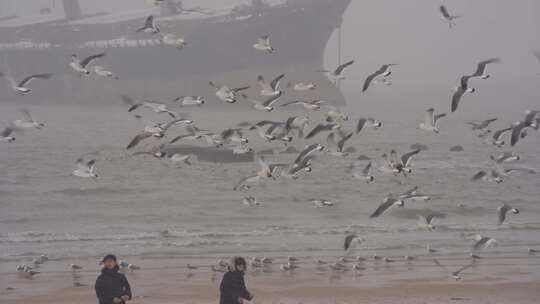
[
  {"xmin": 136, "ymin": 15, "xmax": 159, "ymax": 33},
  {"xmin": 468, "ymin": 234, "xmax": 497, "ymax": 252},
  {"xmin": 257, "ymin": 74, "xmax": 285, "ymax": 96},
  {"xmin": 186, "ymin": 264, "xmax": 198, "ymax": 271},
  {"xmin": 161, "ymin": 33, "xmax": 187, "ymax": 49},
  {"xmin": 369, "ymin": 195, "xmax": 405, "ymax": 218},
  {"xmin": 0, "ymin": 72, "xmax": 52, "ymax": 95},
  {"xmin": 427, "ymin": 245, "xmax": 438, "ymax": 254},
  {"xmin": 220, "ymin": 128, "xmax": 249, "ymax": 144},
  {"xmin": 209, "ymin": 81, "xmax": 250, "ymax": 103},
  {"xmin": 311, "ymin": 199, "xmax": 334, "ymax": 208},
  {"xmin": 352, "ymin": 161, "xmax": 374, "ymax": 183},
  {"xmin": 94, "ymin": 66, "xmax": 119, "ymax": 79},
  {"xmin": 511, "ymin": 117, "xmax": 538, "ymax": 146},
  {"xmin": 72, "ymin": 157, "xmax": 97, "ymax": 179},
  {"xmin": 490, "ymin": 127, "xmax": 513, "ymax": 147},
  {"xmin": 127, "ymin": 264, "xmax": 140, "ymax": 271},
  {"xmin": 127, "ymin": 119, "xmax": 192, "ymax": 149},
  {"xmin": 469, "ymin": 58, "xmax": 501, "ymax": 80},
  {"xmin": 529, "ymin": 248, "xmax": 540, "ymax": 255},
  {"xmin": 291, "ymin": 82, "xmax": 317, "ymax": 91},
  {"xmin": 280, "ymin": 99, "xmax": 328, "ymax": 111},
  {"xmin": 362, "ymin": 64, "xmax": 397, "ymax": 92},
  {"xmin": 169, "ymin": 126, "xmax": 206, "ymax": 144},
  {"xmin": 344, "ymin": 234, "xmax": 362, "ymax": 251},
  {"xmin": 324, "ymin": 106, "xmax": 349, "ymax": 122},
  {"xmin": 10, "ymin": 109, "xmax": 45, "ymax": 130},
  {"xmin": 242, "ymin": 196, "xmax": 261, "ymax": 207},
  {"xmin": 391, "ymin": 149, "xmax": 421, "ymax": 175},
  {"xmin": 433, "ymin": 259, "xmax": 475, "ymax": 281},
  {"xmin": 319, "ymin": 60, "xmax": 355, "ymax": 81},
  {"xmin": 419, "ymin": 108, "xmax": 446, "ymax": 133},
  {"xmin": 173, "ymin": 96, "xmax": 205, "ymax": 106},
  {"xmin": 1, "ymin": 128, "xmax": 16, "ymax": 143},
  {"xmin": 490, "ymin": 152, "xmax": 520, "ymax": 163},
  {"xmin": 286, "ymin": 116, "xmax": 310, "ymax": 138},
  {"xmin": 305, "ymin": 123, "xmax": 341, "ymax": 139},
  {"xmin": 253, "ymin": 35, "xmax": 274, "ymax": 53},
  {"xmin": 326, "ymin": 132, "xmax": 353, "ymax": 156},
  {"xmin": 249, "ymin": 92, "xmax": 283, "ymax": 112},
  {"xmin": 417, "ymin": 214, "xmax": 439, "ymax": 231},
  {"xmin": 471, "ymin": 170, "xmax": 503, "ymax": 184},
  {"xmin": 451, "ymin": 76, "xmax": 475, "ymax": 113},
  {"xmin": 279, "ymin": 262, "xmax": 298, "ymax": 272},
  {"xmin": 497, "ymin": 204, "xmax": 519, "ymax": 225},
  {"xmin": 123, "ymin": 95, "xmax": 178, "ymax": 118},
  {"xmin": 71, "ymin": 264, "xmax": 83, "ymax": 270},
  {"xmin": 69, "ymin": 53, "xmax": 106, "ymax": 75},
  {"xmin": 281, "ymin": 144, "xmax": 324, "ymax": 178},
  {"xmin": 468, "ymin": 118, "xmax": 497, "ymax": 130},
  {"xmin": 233, "ymin": 155, "xmax": 286, "ymax": 190},
  {"xmin": 439, "ymin": 5, "xmax": 461, "ymax": 29}
]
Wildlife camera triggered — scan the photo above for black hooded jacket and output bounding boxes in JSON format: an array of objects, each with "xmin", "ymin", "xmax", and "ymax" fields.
[
  {"xmin": 95, "ymin": 266, "xmax": 132, "ymax": 304},
  {"xmin": 219, "ymin": 270, "xmax": 252, "ymax": 304}
]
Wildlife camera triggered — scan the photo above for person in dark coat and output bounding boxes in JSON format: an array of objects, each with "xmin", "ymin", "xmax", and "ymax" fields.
[
  {"xmin": 219, "ymin": 257, "xmax": 253, "ymax": 304},
  {"xmin": 95, "ymin": 254, "xmax": 132, "ymax": 304}
]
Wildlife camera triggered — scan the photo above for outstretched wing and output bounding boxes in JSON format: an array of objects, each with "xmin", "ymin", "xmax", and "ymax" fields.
[
  {"xmin": 439, "ymin": 5, "xmax": 450, "ymax": 18},
  {"xmin": 451, "ymin": 87, "xmax": 465, "ymax": 113},
  {"xmin": 471, "ymin": 171, "xmax": 487, "ymax": 181},
  {"xmin": 344, "ymin": 234, "xmax": 358, "ymax": 251},
  {"xmin": 18, "ymin": 73, "xmax": 52, "ymax": 87},
  {"xmin": 126, "ymin": 132, "xmax": 153, "ymax": 150},
  {"xmin": 80, "ymin": 53, "xmax": 105, "ymax": 68},
  {"xmin": 472, "ymin": 58, "xmax": 501, "ymax": 77},
  {"xmin": 370, "ymin": 199, "xmax": 395, "ymax": 218},
  {"xmin": 270, "ymin": 73, "xmax": 285, "ymax": 90},
  {"xmin": 334, "ymin": 60, "xmax": 355, "ymax": 75},
  {"xmin": 401, "ymin": 149, "xmax": 420, "ymax": 167}
]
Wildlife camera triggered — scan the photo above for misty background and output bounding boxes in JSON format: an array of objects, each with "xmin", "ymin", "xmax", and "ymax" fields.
[{"xmin": 1, "ymin": 0, "xmax": 539, "ymax": 118}]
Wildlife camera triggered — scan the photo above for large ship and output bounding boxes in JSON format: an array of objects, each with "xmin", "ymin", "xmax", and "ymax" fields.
[{"xmin": 0, "ymin": 0, "xmax": 352, "ymax": 105}]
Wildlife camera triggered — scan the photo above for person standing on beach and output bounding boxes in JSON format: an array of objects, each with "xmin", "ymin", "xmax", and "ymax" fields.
[
  {"xmin": 95, "ymin": 254, "xmax": 132, "ymax": 304},
  {"xmin": 219, "ymin": 257, "xmax": 253, "ymax": 304}
]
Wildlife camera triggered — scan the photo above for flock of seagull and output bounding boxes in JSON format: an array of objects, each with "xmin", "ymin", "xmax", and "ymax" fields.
[{"xmin": 3, "ymin": 3, "xmax": 540, "ymax": 282}]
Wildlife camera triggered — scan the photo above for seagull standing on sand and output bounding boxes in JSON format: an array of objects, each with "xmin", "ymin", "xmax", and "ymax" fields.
[
  {"xmin": 439, "ymin": 5, "xmax": 461, "ymax": 29},
  {"xmin": 253, "ymin": 35, "xmax": 275, "ymax": 53},
  {"xmin": 362, "ymin": 64, "xmax": 396, "ymax": 92},
  {"xmin": 419, "ymin": 108, "xmax": 446, "ymax": 133},
  {"xmin": 69, "ymin": 53, "xmax": 106, "ymax": 75},
  {"xmin": 257, "ymin": 74, "xmax": 285, "ymax": 96},
  {"xmin": 72, "ymin": 157, "xmax": 98, "ymax": 179},
  {"xmin": 498, "ymin": 204, "xmax": 519, "ymax": 225},
  {"xmin": 209, "ymin": 81, "xmax": 250, "ymax": 103},
  {"xmin": 11, "ymin": 109, "xmax": 45, "ymax": 130},
  {"xmin": 0, "ymin": 72, "xmax": 52, "ymax": 95},
  {"xmin": 136, "ymin": 15, "xmax": 159, "ymax": 33}
]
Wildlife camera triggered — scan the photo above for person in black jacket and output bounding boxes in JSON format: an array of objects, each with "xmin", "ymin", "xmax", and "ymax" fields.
[
  {"xmin": 95, "ymin": 254, "xmax": 132, "ymax": 304},
  {"xmin": 219, "ymin": 257, "xmax": 253, "ymax": 304}
]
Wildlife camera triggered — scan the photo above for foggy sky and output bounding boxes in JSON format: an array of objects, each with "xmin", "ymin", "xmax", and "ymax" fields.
[{"xmin": 2, "ymin": 0, "xmax": 540, "ymax": 118}]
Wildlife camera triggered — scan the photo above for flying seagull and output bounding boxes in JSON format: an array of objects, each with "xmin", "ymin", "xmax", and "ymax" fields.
[
  {"xmin": 233, "ymin": 155, "xmax": 286, "ymax": 190},
  {"xmin": 451, "ymin": 75, "xmax": 475, "ymax": 112},
  {"xmin": 136, "ymin": 15, "xmax": 159, "ymax": 33},
  {"xmin": 73, "ymin": 157, "xmax": 98, "ymax": 179},
  {"xmin": 343, "ymin": 234, "xmax": 362, "ymax": 251},
  {"xmin": 253, "ymin": 35, "xmax": 274, "ymax": 53},
  {"xmin": 391, "ymin": 149, "xmax": 421, "ymax": 175},
  {"xmin": 439, "ymin": 5, "xmax": 461, "ymax": 29},
  {"xmin": 305, "ymin": 123, "xmax": 341, "ymax": 139},
  {"xmin": 351, "ymin": 161, "xmax": 374, "ymax": 183},
  {"xmin": 433, "ymin": 259, "xmax": 475, "ymax": 281},
  {"xmin": 249, "ymin": 91, "xmax": 283, "ymax": 112},
  {"xmin": 370, "ymin": 195, "xmax": 405, "ymax": 218},
  {"xmin": 319, "ymin": 60, "xmax": 355, "ymax": 81},
  {"xmin": 291, "ymin": 82, "xmax": 317, "ymax": 91},
  {"xmin": 257, "ymin": 74, "xmax": 285, "ymax": 96},
  {"xmin": 280, "ymin": 99, "xmax": 328, "ymax": 111},
  {"xmin": 468, "ymin": 118, "xmax": 497, "ymax": 130},
  {"xmin": 122, "ymin": 95, "xmax": 178, "ymax": 118},
  {"xmin": 470, "ymin": 58, "xmax": 501, "ymax": 80},
  {"xmin": 419, "ymin": 108, "xmax": 446, "ymax": 133},
  {"xmin": 497, "ymin": 204, "xmax": 519, "ymax": 225},
  {"xmin": 0, "ymin": 72, "xmax": 52, "ymax": 95},
  {"xmin": 94, "ymin": 66, "xmax": 119, "ymax": 79},
  {"xmin": 469, "ymin": 234, "xmax": 496, "ymax": 252},
  {"xmin": 11, "ymin": 109, "xmax": 45, "ymax": 130},
  {"xmin": 362, "ymin": 64, "xmax": 396, "ymax": 92},
  {"xmin": 127, "ymin": 119, "xmax": 191, "ymax": 149},
  {"xmin": 70, "ymin": 53, "xmax": 106, "ymax": 75},
  {"xmin": 0, "ymin": 127, "xmax": 16, "ymax": 143},
  {"xmin": 490, "ymin": 127, "xmax": 513, "ymax": 147},
  {"xmin": 326, "ymin": 132, "xmax": 353, "ymax": 156},
  {"xmin": 173, "ymin": 96, "xmax": 205, "ymax": 106},
  {"xmin": 209, "ymin": 81, "xmax": 250, "ymax": 103}
]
